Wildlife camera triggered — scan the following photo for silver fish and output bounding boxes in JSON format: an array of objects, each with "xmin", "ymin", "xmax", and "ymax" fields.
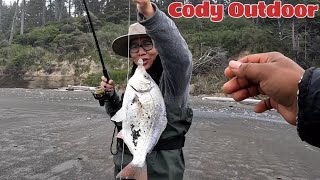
[{"xmin": 111, "ymin": 59, "xmax": 167, "ymax": 180}]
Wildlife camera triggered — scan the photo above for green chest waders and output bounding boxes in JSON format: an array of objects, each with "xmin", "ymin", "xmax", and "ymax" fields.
[{"xmin": 113, "ymin": 104, "xmax": 193, "ymax": 180}]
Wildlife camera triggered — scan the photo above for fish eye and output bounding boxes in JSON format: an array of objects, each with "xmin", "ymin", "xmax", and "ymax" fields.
[{"xmin": 144, "ymin": 74, "xmax": 149, "ymax": 79}]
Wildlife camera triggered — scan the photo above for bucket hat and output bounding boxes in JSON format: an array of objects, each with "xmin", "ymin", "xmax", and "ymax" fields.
[{"xmin": 111, "ymin": 23, "xmax": 150, "ymax": 57}]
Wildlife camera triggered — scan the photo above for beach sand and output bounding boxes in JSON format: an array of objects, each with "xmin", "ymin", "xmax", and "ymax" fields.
[{"xmin": 0, "ymin": 88, "xmax": 319, "ymax": 179}]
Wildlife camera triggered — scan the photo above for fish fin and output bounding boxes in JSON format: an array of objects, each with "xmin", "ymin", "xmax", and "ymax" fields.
[
  {"xmin": 116, "ymin": 162, "xmax": 147, "ymax": 180},
  {"xmin": 116, "ymin": 131, "xmax": 134, "ymax": 154},
  {"xmin": 116, "ymin": 130, "xmax": 124, "ymax": 139},
  {"xmin": 111, "ymin": 107, "xmax": 125, "ymax": 122}
]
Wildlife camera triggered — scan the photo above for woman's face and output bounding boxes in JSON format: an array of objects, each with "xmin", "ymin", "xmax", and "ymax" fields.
[{"xmin": 130, "ymin": 37, "xmax": 158, "ymax": 70}]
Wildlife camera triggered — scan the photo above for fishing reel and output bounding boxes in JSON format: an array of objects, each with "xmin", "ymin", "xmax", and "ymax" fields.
[{"xmin": 91, "ymin": 88, "xmax": 114, "ymax": 106}]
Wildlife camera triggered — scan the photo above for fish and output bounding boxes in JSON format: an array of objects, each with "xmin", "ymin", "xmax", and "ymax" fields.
[{"xmin": 111, "ymin": 58, "xmax": 167, "ymax": 180}]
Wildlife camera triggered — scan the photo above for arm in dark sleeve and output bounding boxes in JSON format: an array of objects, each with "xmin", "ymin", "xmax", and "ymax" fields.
[
  {"xmin": 104, "ymin": 91, "xmax": 123, "ymax": 117},
  {"xmin": 297, "ymin": 67, "xmax": 320, "ymax": 148}
]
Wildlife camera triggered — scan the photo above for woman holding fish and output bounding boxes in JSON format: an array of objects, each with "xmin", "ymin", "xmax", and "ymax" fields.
[{"xmin": 100, "ymin": 0, "xmax": 193, "ymax": 179}]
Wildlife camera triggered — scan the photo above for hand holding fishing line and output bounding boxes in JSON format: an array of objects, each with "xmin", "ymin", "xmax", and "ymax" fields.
[
  {"xmin": 223, "ymin": 52, "xmax": 305, "ymax": 125},
  {"xmin": 132, "ymin": 0, "xmax": 155, "ymax": 18}
]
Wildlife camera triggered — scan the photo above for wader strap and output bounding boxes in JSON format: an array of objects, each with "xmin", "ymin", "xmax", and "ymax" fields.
[{"xmin": 117, "ymin": 136, "xmax": 185, "ymax": 153}]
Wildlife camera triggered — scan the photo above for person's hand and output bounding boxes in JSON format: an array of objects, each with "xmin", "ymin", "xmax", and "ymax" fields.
[
  {"xmin": 100, "ymin": 76, "xmax": 115, "ymax": 93},
  {"xmin": 132, "ymin": 0, "xmax": 154, "ymax": 18},
  {"xmin": 223, "ymin": 52, "xmax": 305, "ymax": 125}
]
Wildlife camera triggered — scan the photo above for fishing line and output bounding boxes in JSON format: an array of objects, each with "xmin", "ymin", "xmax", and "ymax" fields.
[
  {"xmin": 118, "ymin": 0, "xmax": 132, "ymax": 179},
  {"xmin": 127, "ymin": 3, "xmax": 131, "ymax": 84},
  {"xmin": 119, "ymin": 136, "xmax": 125, "ymax": 180}
]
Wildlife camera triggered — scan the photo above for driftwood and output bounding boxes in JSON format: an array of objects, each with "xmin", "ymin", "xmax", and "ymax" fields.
[{"xmin": 193, "ymin": 47, "xmax": 228, "ymax": 74}]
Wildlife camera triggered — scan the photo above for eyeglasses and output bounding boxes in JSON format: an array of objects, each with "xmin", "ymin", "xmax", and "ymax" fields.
[{"xmin": 129, "ymin": 41, "xmax": 153, "ymax": 53}]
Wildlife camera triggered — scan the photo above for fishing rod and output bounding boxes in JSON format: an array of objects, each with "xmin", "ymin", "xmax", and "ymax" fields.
[{"xmin": 82, "ymin": 0, "xmax": 111, "ymax": 106}]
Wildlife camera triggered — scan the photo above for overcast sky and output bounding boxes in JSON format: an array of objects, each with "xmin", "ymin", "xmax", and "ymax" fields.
[{"xmin": 3, "ymin": 0, "xmax": 15, "ymax": 5}]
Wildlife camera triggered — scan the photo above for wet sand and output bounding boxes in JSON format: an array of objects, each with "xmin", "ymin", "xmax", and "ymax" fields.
[{"xmin": 0, "ymin": 88, "xmax": 319, "ymax": 179}]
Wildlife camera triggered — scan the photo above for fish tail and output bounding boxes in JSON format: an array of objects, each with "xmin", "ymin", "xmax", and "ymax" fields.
[{"xmin": 116, "ymin": 161, "xmax": 147, "ymax": 180}]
